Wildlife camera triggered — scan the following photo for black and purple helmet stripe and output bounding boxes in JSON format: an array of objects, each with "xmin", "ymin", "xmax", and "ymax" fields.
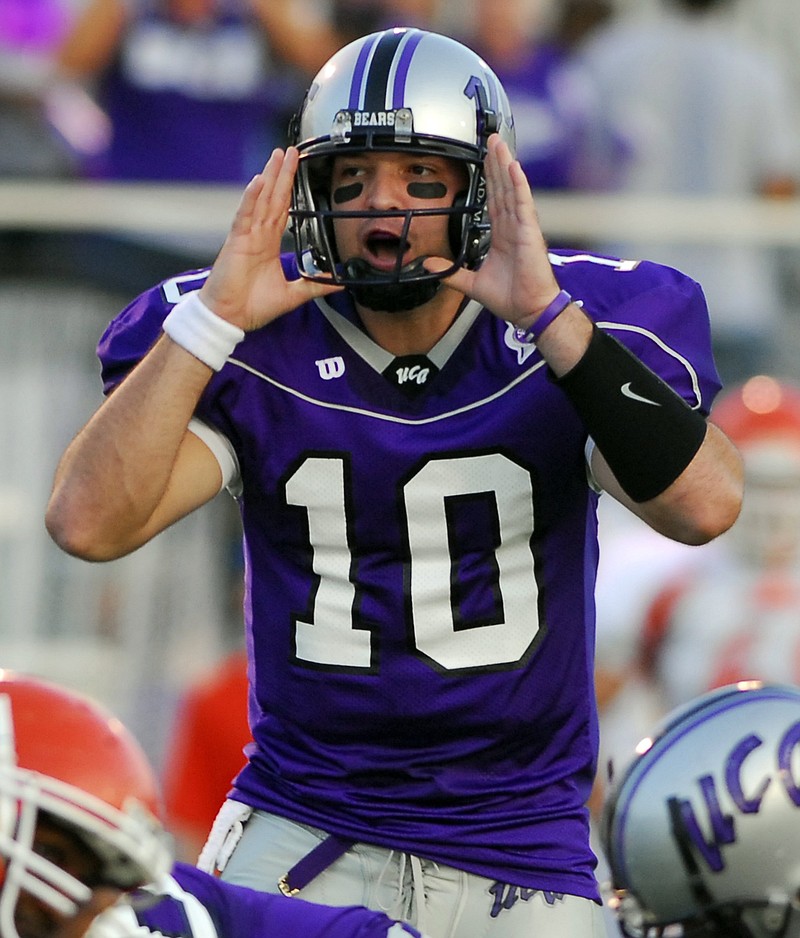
[{"xmin": 347, "ymin": 29, "xmax": 426, "ymax": 113}]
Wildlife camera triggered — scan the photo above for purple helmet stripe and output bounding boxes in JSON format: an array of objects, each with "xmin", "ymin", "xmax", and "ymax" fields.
[
  {"xmin": 348, "ymin": 33, "xmax": 380, "ymax": 110},
  {"xmin": 391, "ymin": 30, "xmax": 425, "ymax": 109}
]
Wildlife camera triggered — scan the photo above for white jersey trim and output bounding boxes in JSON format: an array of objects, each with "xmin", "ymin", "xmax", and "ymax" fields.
[
  {"xmin": 227, "ymin": 355, "xmax": 550, "ymax": 425},
  {"xmin": 314, "ymin": 295, "xmax": 484, "ymax": 373}
]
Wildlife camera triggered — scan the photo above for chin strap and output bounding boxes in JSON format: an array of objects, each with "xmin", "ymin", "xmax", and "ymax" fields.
[{"xmin": 343, "ymin": 257, "xmax": 442, "ymax": 312}]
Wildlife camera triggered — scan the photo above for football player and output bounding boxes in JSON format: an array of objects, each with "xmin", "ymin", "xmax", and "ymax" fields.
[
  {"xmin": 0, "ymin": 670, "xmax": 425, "ymax": 938},
  {"xmin": 45, "ymin": 26, "xmax": 743, "ymax": 938},
  {"xmin": 602, "ymin": 680, "xmax": 800, "ymax": 938}
]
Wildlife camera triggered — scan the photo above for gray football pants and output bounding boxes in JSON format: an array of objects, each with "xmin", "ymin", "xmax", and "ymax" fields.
[{"xmin": 199, "ymin": 802, "xmax": 610, "ymax": 938}]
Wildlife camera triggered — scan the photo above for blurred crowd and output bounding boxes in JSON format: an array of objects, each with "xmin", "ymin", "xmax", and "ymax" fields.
[
  {"xmin": 4, "ymin": 0, "xmax": 800, "ymax": 865},
  {"xmin": 4, "ymin": 0, "xmax": 800, "ymax": 376}
]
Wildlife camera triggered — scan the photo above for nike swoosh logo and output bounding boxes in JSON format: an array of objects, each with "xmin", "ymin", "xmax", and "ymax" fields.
[{"xmin": 620, "ymin": 382, "xmax": 661, "ymax": 406}]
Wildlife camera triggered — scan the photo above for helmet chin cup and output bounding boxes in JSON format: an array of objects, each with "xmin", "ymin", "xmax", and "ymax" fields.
[{"xmin": 343, "ymin": 258, "xmax": 441, "ymax": 312}]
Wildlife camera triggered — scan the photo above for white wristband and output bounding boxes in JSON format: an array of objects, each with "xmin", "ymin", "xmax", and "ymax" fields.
[{"xmin": 162, "ymin": 292, "xmax": 245, "ymax": 371}]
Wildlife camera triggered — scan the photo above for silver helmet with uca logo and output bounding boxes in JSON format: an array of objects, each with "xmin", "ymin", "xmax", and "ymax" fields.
[{"xmin": 601, "ymin": 681, "xmax": 800, "ymax": 938}]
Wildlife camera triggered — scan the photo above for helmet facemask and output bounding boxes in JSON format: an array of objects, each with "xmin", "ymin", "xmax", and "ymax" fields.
[
  {"xmin": 292, "ymin": 135, "xmax": 487, "ymax": 313},
  {"xmin": 0, "ymin": 790, "xmax": 93, "ymax": 938},
  {"xmin": 0, "ymin": 767, "xmax": 168, "ymax": 938}
]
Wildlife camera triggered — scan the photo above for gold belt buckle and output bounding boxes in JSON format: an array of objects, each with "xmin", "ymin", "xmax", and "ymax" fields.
[{"xmin": 277, "ymin": 875, "xmax": 300, "ymax": 897}]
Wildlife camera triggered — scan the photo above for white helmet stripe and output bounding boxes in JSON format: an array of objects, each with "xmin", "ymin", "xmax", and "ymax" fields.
[{"xmin": 387, "ymin": 29, "xmax": 425, "ymax": 109}]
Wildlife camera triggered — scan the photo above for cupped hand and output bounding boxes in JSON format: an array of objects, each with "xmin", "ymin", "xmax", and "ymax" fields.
[
  {"xmin": 425, "ymin": 134, "xmax": 561, "ymax": 325},
  {"xmin": 199, "ymin": 147, "xmax": 343, "ymax": 331}
]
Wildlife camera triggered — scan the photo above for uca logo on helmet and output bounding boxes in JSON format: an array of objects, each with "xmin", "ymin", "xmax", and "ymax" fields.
[{"xmin": 670, "ymin": 718, "xmax": 800, "ymax": 873}]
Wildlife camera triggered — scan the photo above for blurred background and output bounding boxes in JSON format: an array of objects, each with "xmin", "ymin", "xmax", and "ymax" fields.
[{"xmin": 3, "ymin": 0, "xmax": 800, "ymax": 855}]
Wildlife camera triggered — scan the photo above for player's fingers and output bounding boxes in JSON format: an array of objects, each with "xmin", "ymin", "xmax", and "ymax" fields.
[
  {"xmin": 272, "ymin": 146, "xmax": 299, "ymax": 208},
  {"xmin": 484, "ymin": 135, "xmax": 516, "ymax": 219},
  {"xmin": 246, "ymin": 148, "xmax": 299, "ymax": 247},
  {"xmin": 288, "ymin": 277, "xmax": 344, "ymax": 305},
  {"xmin": 228, "ymin": 147, "xmax": 284, "ymax": 237},
  {"xmin": 229, "ymin": 172, "xmax": 266, "ymax": 235},
  {"xmin": 265, "ymin": 146, "xmax": 299, "ymax": 234},
  {"xmin": 250, "ymin": 148, "xmax": 287, "ymax": 227},
  {"xmin": 423, "ymin": 257, "xmax": 474, "ymax": 295},
  {"xmin": 508, "ymin": 159, "xmax": 537, "ymax": 218}
]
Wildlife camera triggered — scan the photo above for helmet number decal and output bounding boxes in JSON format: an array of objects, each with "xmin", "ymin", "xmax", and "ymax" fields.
[{"xmin": 464, "ymin": 76, "xmax": 499, "ymax": 140}]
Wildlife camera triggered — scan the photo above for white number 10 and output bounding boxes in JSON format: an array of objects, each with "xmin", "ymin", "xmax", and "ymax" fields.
[{"xmin": 285, "ymin": 452, "xmax": 539, "ymax": 673}]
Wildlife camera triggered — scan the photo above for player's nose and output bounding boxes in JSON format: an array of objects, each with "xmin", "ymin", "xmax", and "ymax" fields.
[{"xmin": 365, "ymin": 163, "xmax": 407, "ymax": 210}]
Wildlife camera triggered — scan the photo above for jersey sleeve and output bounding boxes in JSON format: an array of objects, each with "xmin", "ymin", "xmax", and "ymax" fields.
[
  {"xmin": 169, "ymin": 864, "xmax": 425, "ymax": 938},
  {"xmin": 97, "ymin": 268, "xmax": 212, "ymax": 395},
  {"xmin": 551, "ymin": 251, "xmax": 723, "ymax": 415},
  {"xmin": 95, "ymin": 269, "xmax": 246, "ymax": 485}
]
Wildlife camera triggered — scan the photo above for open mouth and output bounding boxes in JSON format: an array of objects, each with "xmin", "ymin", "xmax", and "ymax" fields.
[{"xmin": 363, "ymin": 231, "xmax": 411, "ymax": 271}]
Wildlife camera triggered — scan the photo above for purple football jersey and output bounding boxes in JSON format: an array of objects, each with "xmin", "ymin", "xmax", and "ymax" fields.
[
  {"xmin": 98, "ymin": 250, "xmax": 720, "ymax": 900},
  {"xmin": 108, "ymin": 862, "xmax": 421, "ymax": 938}
]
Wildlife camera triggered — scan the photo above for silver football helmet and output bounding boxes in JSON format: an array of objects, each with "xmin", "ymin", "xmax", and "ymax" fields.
[
  {"xmin": 289, "ymin": 27, "xmax": 516, "ymax": 311},
  {"xmin": 601, "ymin": 681, "xmax": 800, "ymax": 938}
]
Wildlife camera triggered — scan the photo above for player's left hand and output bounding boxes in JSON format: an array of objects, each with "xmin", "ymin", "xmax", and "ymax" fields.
[{"xmin": 425, "ymin": 134, "xmax": 562, "ymax": 326}]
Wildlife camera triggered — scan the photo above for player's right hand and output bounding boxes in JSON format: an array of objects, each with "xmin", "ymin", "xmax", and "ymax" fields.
[{"xmin": 198, "ymin": 147, "xmax": 342, "ymax": 332}]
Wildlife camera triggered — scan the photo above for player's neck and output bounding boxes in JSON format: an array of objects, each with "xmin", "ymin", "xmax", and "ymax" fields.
[{"xmin": 355, "ymin": 286, "xmax": 465, "ymax": 356}]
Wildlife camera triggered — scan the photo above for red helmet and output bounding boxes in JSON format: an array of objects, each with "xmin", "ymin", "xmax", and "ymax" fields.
[
  {"xmin": 712, "ymin": 376, "xmax": 800, "ymax": 568},
  {"xmin": 0, "ymin": 672, "xmax": 172, "ymax": 938},
  {"xmin": 712, "ymin": 375, "xmax": 800, "ymax": 449}
]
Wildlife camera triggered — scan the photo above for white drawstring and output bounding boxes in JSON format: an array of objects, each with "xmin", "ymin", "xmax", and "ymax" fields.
[
  {"xmin": 409, "ymin": 853, "xmax": 426, "ymax": 935},
  {"xmin": 374, "ymin": 849, "xmax": 429, "ymax": 935},
  {"xmin": 375, "ymin": 849, "xmax": 402, "ymax": 914}
]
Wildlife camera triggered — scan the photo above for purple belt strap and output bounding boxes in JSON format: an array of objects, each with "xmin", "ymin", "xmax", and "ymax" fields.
[{"xmin": 277, "ymin": 834, "xmax": 356, "ymax": 896}]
